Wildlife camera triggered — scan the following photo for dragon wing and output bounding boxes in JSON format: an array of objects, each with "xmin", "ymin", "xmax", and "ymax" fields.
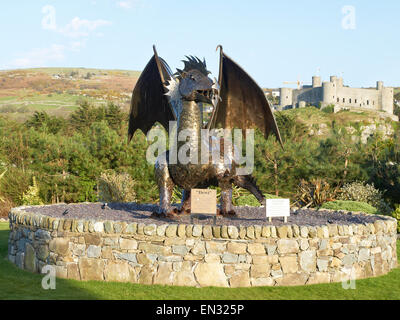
[
  {"xmin": 208, "ymin": 46, "xmax": 283, "ymax": 146},
  {"xmin": 128, "ymin": 46, "xmax": 175, "ymax": 142}
]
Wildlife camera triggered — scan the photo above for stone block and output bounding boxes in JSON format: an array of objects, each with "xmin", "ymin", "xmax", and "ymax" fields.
[
  {"xmin": 144, "ymin": 224, "xmax": 157, "ymax": 236},
  {"xmin": 83, "ymin": 234, "xmax": 102, "ymax": 246},
  {"xmin": 251, "ymin": 277, "xmax": 274, "ymax": 287},
  {"xmin": 230, "ymin": 271, "xmax": 250, "ymax": 287},
  {"xmin": 24, "ymin": 243, "xmax": 37, "ymax": 272},
  {"xmin": 299, "ymin": 250, "xmax": 316, "ymax": 273},
  {"xmin": 119, "ymin": 238, "xmax": 138, "ymax": 250},
  {"xmin": 317, "ymin": 257, "xmax": 329, "ymax": 272},
  {"xmin": 247, "ymin": 243, "xmax": 265, "ymax": 255},
  {"xmin": 173, "ymin": 270, "xmax": 197, "ymax": 287},
  {"xmin": 172, "ymin": 245, "xmax": 189, "ymax": 256},
  {"xmin": 204, "ymin": 254, "xmax": 221, "ymax": 263},
  {"xmin": 191, "ymin": 241, "xmax": 206, "ymax": 255},
  {"xmin": 279, "ymin": 256, "xmax": 298, "ymax": 273},
  {"xmin": 250, "ymin": 264, "xmax": 271, "ymax": 278},
  {"xmin": 166, "ymin": 224, "xmax": 178, "ymax": 237},
  {"xmin": 307, "ymin": 272, "xmax": 330, "ymax": 285},
  {"xmin": 67, "ymin": 263, "xmax": 81, "ymax": 280},
  {"xmin": 277, "ymin": 239, "xmax": 299, "ymax": 254},
  {"xmin": 49, "ymin": 238, "xmax": 70, "ymax": 256},
  {"xmin": 275, "ymin": 273, "xmax": 308, "ymax": 286},
  {"xmin": 104, "ymin": 261, "xmax": 135, "ymax": 283},
  {"xmin": 228, "ymin": 226, "xmax": 239, "ymax": 239},
  {"xmin": 194, "ymin": 263, "xmax": 228, "ymax": 287},
  {"xmin": 227, "ymin": 242, "xmax": 247, "ymax": 254},
  {"xmin": 79, "ymin": 258, "xmax": 105, "ymax": 281},
  {"xmin": 222, "ymin": 253, "xmax": 238, "ymax": 264},
  {"xmin": 138, "ymin": 265, "xmax": 155, "ymax": 285},
  {"xmin": 203, "ymin": 226, "xmax": 213, "ymax": 239},
  {"xmin": 206, "ymin": 241, "xmax": 226, "ymax": 254},
  {"xmin": 154, "ymin": 262, "xmax": 173, "ymax": 285}
]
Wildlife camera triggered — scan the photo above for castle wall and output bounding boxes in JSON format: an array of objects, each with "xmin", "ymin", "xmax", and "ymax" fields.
[
  {"xmin": 292, "ymin": 87, "xmax": 323, "ymax": 107},
  {"xmin": 335, "ymin": 87, "xmax": 380, "ymax": 110},
  {"xmin": 279, "ymin": 76, "xmax": 393, "ymax": 115}
]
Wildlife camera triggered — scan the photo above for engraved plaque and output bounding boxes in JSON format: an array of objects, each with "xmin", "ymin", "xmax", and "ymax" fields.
[{"xmin": 191, "ymin": 189, "xmax": 217, "ymax": 214}]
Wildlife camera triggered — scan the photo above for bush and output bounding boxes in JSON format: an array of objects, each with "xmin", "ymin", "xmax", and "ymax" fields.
[
  {"xmin": 22, "ymin": 177, "xmax": 44, "ymax": 205},
  {"xmin": 392, "ymin": 206, "xmax": 400, "ymax": 233},
  {"xmin": 234, "ymin": 192, "xmax": 281, "ymax": 207},
  {"xmin": 294, "ymin": 179, "xmax": 337, "ymax": 208},
  {"xmin": 338, "ymin": 181, "xmax": 392, "ymax": 214},
  {"xmin": 321, "ymin": 200, "xmax": 377, "ymax": 214},
  {"xmin": 322, "ymin": 104, "xmax": 335, "ymax": 114},
  {"xmin": 98, "ymin": 170, "xmax": 136, "ymax": 203}
]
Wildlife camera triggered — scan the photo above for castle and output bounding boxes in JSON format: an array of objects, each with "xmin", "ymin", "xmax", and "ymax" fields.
[{"xmin": 278, "ymin": 76, "xmax": 395, "ymax": 118}]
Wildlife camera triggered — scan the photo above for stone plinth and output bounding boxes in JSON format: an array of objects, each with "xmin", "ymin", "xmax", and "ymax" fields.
[{"xmin": 7, "ymin": 205, "xmax": 398, "ymax": 287}]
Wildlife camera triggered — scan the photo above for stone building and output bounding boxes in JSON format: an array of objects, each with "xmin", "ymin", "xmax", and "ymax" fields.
[{"xmin": 279, "ymin": 76, "xmax": 395, "ymax": 117}]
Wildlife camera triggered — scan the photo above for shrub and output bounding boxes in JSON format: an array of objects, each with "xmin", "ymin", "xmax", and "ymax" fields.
[
  {"xmin": 21, "ymin": 176, "xmax": 44, "ymax": 205},
  {"xmin": 234, "ymin": 191, "xmax": 281, "ymax": 207},
  {"xmin": 98, "ymin": 170, "xmax": 136, "ymax": 203},
  {"xmin": 294, "ymin": 179, "xmax": 337, "ymax": 208},
  {"xmin": 322, "ymin": 104, "xmax": 335, "ymax": 114},
  {"xmin": 321, "ymin": 200, "xmax": 378, "ymax": 214},
  {"xmin": 338, "ymin": 181, "xmax": 392, "ymax": 214},
  {"xmin": 392, "ymin": 206, "xmax": 400, "ymax": 233}
]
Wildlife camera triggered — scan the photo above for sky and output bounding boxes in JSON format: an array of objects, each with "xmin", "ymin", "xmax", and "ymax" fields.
[{"xmin": 0, "ymin": 0, "xmax": 399, "ymax": 88}]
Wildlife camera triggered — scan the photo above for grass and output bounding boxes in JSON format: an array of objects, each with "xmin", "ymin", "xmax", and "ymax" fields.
[
  {"xmin": 0, "ymin": 222, "xmax": 399, "ymax": 300},
  {"xmin": 321, "ymin": 200, "xmax": 378, "ymax": 214}
]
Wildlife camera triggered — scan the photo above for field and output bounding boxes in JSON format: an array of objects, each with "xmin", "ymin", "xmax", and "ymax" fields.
[
  {"xmin": 0, "ymin": 222, "xmax": 399, "ymax": 300},
  {"xmin": 0, "ymin": 68, "xmax": 140, "ymax": 121}
]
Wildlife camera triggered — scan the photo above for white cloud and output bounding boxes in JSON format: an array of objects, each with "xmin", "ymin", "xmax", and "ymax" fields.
[
  {"xmin": 69, "ymin": 40, "xmax": 87, "ymax": 52},
  {"xmin": 57, "ymin": 17, "xmax": 112, "ymax": 38},
  {"xmin": 10, "ymin": 44, "xmax": 66, "ymax": 68},
  {"xmin": 116, "ymin": 0, "xmax": 140, "ymax": 9}
]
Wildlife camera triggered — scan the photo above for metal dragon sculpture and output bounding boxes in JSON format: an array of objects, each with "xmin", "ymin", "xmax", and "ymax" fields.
[{"xmin": 128, "ymin": 45, "xmax": 282, "ymax": 218}]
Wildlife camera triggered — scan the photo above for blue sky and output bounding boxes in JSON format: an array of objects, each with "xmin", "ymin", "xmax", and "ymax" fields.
[{"xmin": 0, "ymin": 0, "xmax": 398, "ymax": 88}]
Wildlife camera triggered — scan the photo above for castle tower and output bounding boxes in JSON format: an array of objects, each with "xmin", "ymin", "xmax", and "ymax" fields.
[
  {"xmin": 312, "ymin": 76, "xmax": 321, "ymax": 88},
  {"xmin": 337, "ymin": 77, "xmax": 343, "ymax": 88},
  {"xmin": 377, "ymin": 81, "xmax": 384, "ymax": 91},
  {"xmin": 381, "ymin": 87, "xmax": 394, "ymax": 114},
  {"xmin": 322, "ymin": 81, "xmax": 336, "ymax": 106},
  {"xmin": 279, "ymin": 88, "xmax": 293, "ymax": 108}
]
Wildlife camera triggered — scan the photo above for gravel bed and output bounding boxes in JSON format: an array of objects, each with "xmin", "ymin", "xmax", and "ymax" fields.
[{"xmin": 22, "ymin": 202, "xmax": 385, "ymax": 227}]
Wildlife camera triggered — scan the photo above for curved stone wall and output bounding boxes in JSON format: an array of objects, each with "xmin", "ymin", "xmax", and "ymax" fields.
[{"xmin": 7, "ymin": 206, "xmax": 398, "ymax": 287}]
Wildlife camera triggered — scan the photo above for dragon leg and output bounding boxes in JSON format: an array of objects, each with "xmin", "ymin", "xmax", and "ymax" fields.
[
  {"xmin": 233, "ymin": 175, "xmax": 266, "ymax": 206},
  {"xmin": 154, "ymin": 152, "xmax": 178, "ymax": 218},
  {"xmin": 218, "ymin": 181, "xmax": 236, "ymax": 216},
  {"xmin": 179, "ymin": 189, "xmax": 192, "ymax": 215}
]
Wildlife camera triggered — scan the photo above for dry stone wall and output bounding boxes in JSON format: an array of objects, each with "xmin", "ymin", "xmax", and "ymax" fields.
[{"xmin": 7, "ymin": 206, "xmax": 398, "ymax": 287}]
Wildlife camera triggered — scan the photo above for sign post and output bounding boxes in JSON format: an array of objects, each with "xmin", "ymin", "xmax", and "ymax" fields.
[
  {"xmin": 190, "ymin": 189, "xmax": 217, "ymax": 224},
  {"xmin": 266, "ymin": 199, "xmax": 290, "ymax": 223}
]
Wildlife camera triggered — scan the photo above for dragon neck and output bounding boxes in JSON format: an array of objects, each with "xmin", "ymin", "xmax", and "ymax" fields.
[{"xmin": 177, "ymin": 100, "xmax": 203, "ymax": 150}]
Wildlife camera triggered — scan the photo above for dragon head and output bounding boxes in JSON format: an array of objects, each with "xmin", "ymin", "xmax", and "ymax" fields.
[{"xmin": 167, "ymin": 56, "xmax": 219, "ymax": 105}]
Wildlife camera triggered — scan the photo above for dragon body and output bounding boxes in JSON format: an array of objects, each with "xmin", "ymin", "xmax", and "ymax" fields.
[{"xmin": 128, "ymin": 46, "xmax": 282, "ymax": 218}]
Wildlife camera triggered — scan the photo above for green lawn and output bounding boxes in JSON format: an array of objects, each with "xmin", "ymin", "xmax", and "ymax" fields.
[{"xmin": 0, "ymin": 222, "xmax": 399, "ymax": 300}]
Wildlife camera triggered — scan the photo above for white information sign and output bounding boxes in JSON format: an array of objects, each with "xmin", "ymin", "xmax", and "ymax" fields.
[{"xmin": 266, "ymin": 199, "xmax": 290, "ymax": 222}]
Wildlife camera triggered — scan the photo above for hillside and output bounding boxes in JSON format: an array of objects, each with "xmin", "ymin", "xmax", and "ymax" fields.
[
  {"xmin": 0, "ymin": 68, "xmax": 140, "ymax": 121},
  {"xmin": 0, "ymin": 68, "xmax": 398, "ymax": 138}
]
